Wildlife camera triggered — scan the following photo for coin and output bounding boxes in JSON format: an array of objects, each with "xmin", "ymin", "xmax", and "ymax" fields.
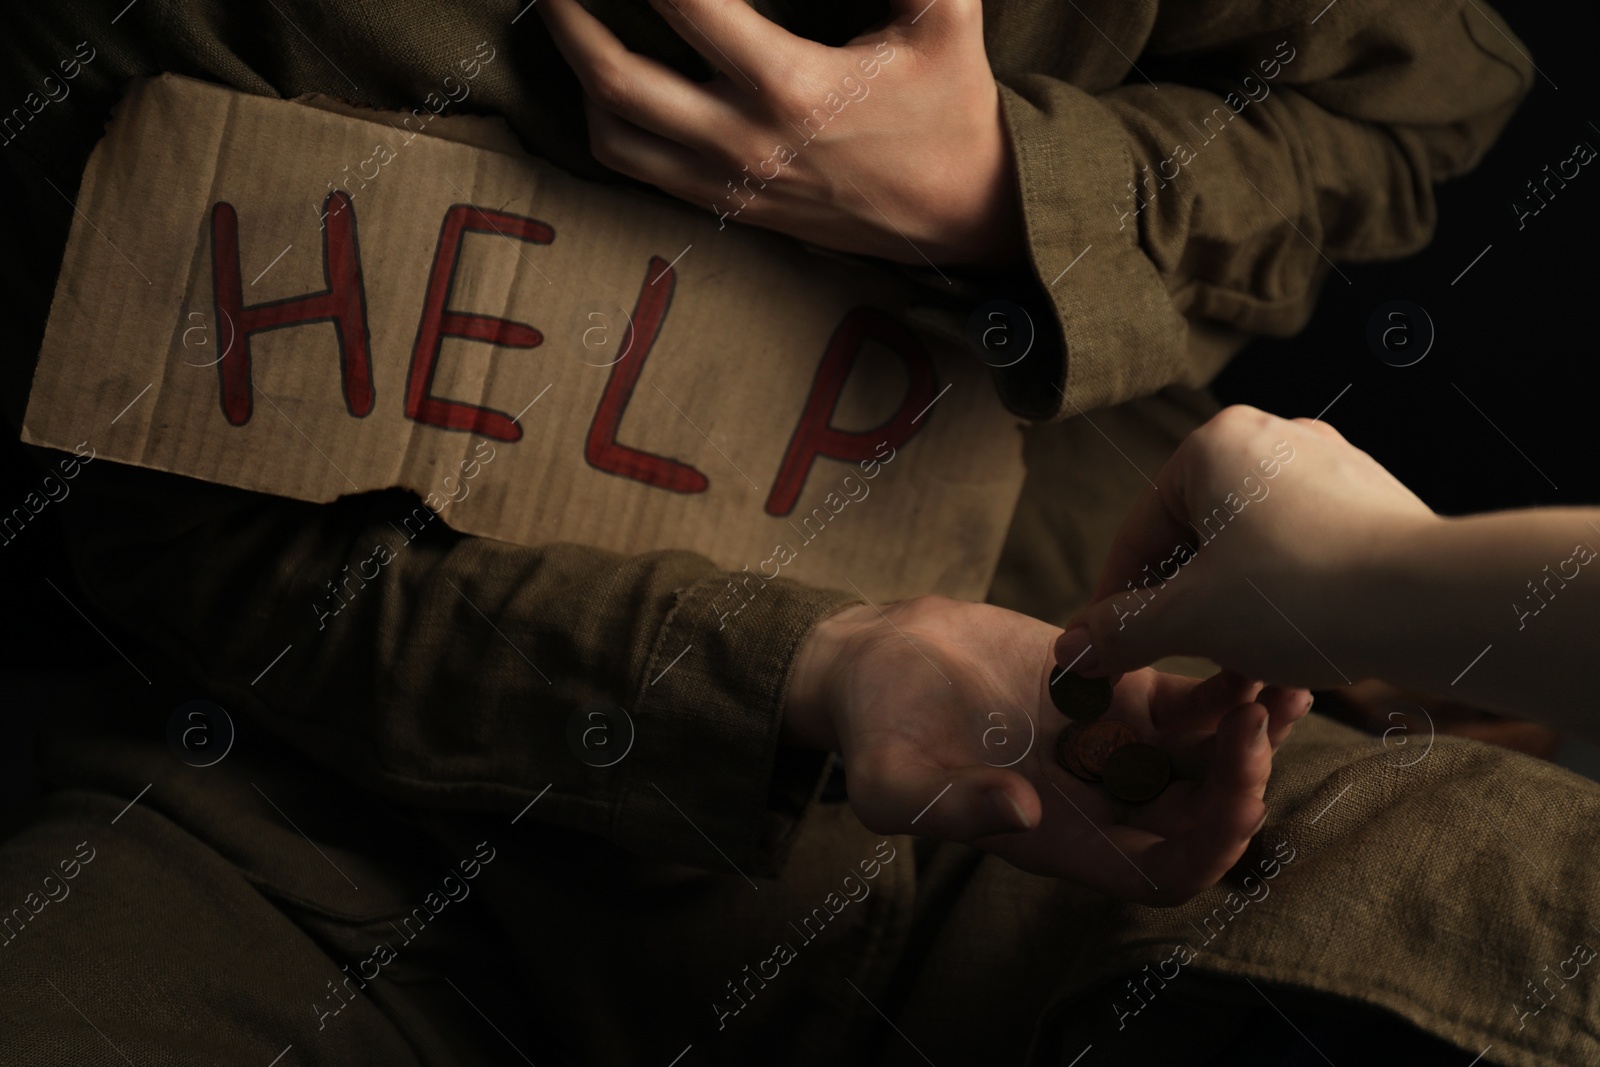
[
  {"xmin": 1056, "ymin": 724, "xmax": 1090, "ymax": 780},
  {"xmin": 1050, "ymin": 669, "xmax": 1113, "ymax": 722},
  {"xmin": 1102, "ymin": 743, "xmax": 1172, "ymax": 804},
  {"xmin": 1064, "ymin": 719, "xmax": 1139, "ymax": 782}
]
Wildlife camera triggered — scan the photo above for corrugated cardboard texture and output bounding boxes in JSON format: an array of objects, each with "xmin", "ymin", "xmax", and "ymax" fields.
[{"xmin": 23, "ymin": 74, "xmax": 1027, "ymax": 601}]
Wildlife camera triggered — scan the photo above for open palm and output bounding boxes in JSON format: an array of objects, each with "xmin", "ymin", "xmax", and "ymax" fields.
[{"xmin": 792, "ymin": 598, "xmax": 1308, "ymax": 905}]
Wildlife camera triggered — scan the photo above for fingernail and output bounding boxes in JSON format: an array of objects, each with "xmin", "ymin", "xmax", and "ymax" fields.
[
  {"xmin": 1055, "ymin": 626, "xmax": 1098, "ymax": 674},
  {"xmin": 987, "ymin": 788, "xmax": 1031, "ymax": 832},
  {"xmin": 1252, "ymin": 806, "xmax": 1269, "ymax": 836}
]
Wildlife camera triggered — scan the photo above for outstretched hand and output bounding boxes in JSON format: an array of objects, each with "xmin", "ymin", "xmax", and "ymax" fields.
[
  {"xmin": 785, "ymin": 597, "xmax": 1310, "ymax": 905},
  {"xmin": 1054, "ymin": 405, "xmax": 1437, "ymax": 688},
  {"xmin": 539, "ymin": 0, "xmax": 1024, "ymax": 264}
]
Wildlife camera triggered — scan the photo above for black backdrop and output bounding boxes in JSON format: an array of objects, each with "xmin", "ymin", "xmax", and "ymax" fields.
[{"xmin": 1211, "ymin": 9, "xmax": 1594, "ymax": 517}]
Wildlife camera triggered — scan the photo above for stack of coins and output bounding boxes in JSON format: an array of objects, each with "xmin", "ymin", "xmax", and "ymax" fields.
[
  {"xmin": 1058, "ymin": 719, "xmax": 1137, "ymax": 782},
  {"xmin": 1051, "ymin": 665, "xmax": 1172, "ymax": 804}
]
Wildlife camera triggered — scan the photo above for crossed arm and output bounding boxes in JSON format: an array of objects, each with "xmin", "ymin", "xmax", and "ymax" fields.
[{"xmin": 538, "ymin": 0, "xmax": 1026, "ymax": 265}]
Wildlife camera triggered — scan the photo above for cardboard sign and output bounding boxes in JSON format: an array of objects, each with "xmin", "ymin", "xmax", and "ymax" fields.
[{"xmin": 22, "ymin": 74, "xmax": 1027, "ymax": 601}]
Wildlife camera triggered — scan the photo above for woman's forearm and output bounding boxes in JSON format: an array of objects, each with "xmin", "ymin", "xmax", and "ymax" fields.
[{"xmin": 1356, "ymin": 509, "xmax": 1600, "ymax": 735}]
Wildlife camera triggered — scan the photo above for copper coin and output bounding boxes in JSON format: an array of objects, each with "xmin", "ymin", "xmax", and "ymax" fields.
[
  {"xmin": 1056, "ymin": 724, "xmax": 1092, "ymax": 780},
  {"xmin": 1102, "ymin": 743, "xmax": 1172, "ymax": 804},
  {"xmin": 1071, "ymin": 720, "xmax": 1140, "ymax": 781},
  {"xmin": 1050, "ymin": 669, "xmax": 1113, "ymax": 723}
]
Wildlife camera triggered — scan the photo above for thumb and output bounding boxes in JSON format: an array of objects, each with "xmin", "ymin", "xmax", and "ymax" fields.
[
  {"xmin": 1056, "ymin": 586, "xmax": 1180, "ymax": 677},
  {"xmin": 856, "ymin": 761, "xmax": 1040, "ymax": 842}
]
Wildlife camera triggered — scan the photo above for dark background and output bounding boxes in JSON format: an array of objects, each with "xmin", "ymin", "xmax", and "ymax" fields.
[
  {"xmin": 1210, "ymin": 16, "xmax": 1591, "ymax": 518},
  {"xmin": 2, "ymin": 6, "xmax": 1593, "ymax": 807}
]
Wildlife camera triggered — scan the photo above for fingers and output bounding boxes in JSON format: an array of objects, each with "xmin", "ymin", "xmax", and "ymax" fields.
[
  {"xmin": 541, "ymin": 0, "xmax": 732, "ymax": 148},
  {"xmin": 1055, "ymin": 585, "xmax": 1182, "ymax": 679},
  {"xmin": 1203, "ymin": 702, "xmax": 1273, "ymax": 805},
  {"xmin": 1146, "ymin": 667, "xmax": 1261, "ymax": 734},
  {"xmin": 1136, "ymin": 703, "xmax": 1271, "ymax": 904},
  {"xmin": 584, "ymin": 100, "xmax": 710, "ymax": 198},
  {"xmin": 1050, "ymin": 703, "xmax": 1271, "ymax": 906},
  {"xmin": 1256, "ymin": 685, "xmax": 1314, "ymax": 749},
  {"xmin": 1060, "ymin": 477, "xmax": 1204, "ymax": 678},
  {"xmin": 1149, "ymin": 673, "xmax": 1310, "ymax": 750},
  {"xmin": 850, "ymin": 758, "xmax": 1040, "ymax": 841},
  {"xmin": 645, "ymin": 0, "xmax": 800, "ymax": 89}
]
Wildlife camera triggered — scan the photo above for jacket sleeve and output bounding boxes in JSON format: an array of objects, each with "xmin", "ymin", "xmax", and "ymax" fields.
[
  {"xmin": 48, "ymin": 458, "xmax": 856, "ymax": 878},
  {"xmin": 992, "ymin": 0, "xmax": 1534, "ymax": 418}
]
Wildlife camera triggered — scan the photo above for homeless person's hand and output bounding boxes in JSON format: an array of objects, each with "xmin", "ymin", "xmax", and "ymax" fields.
[
  {"xmin": 784, "ymin": 597, "xmax": 1312, "ymax": 905},
  {"xmin": 539, "ymin": 0, "xmax": 1024, "ymax": 265},
  {"xmin": 1054, "ymin": 405, "xmax": 1436, "ymax": 689}
]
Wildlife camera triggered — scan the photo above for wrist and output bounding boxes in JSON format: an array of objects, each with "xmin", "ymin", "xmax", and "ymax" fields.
[
  {"xmin": 1335, "ymin": 512, "xmax": 1452, "ymax": 683},
  {"xmin": 939, "ymin": 92, "xmax": 1024, "ymax": 266},
  {"xmin": 782, "ymin": 602, "xmax": 877, "ymax": 751}
]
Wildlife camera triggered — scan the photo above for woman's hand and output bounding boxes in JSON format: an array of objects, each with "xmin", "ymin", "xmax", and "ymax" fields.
[
  {"xmin": 785, "ymin": 597, "xmax": 1311, "ymax": 905},
  {"xmin": 1054, "ymin": 405, "xmax": 1439, "ymax": 689},
  {"xmin": 539, "ymin": 0, "xmax": 1025, "ymax": 265}
]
